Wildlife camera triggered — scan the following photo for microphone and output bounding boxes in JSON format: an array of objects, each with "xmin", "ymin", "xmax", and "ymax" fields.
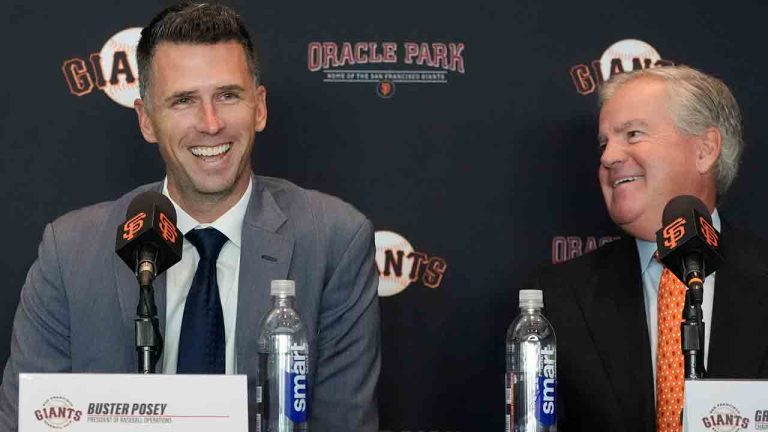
[
  {"xmin": 115, "ymin": 191, "xmax": 182, "ymax": 287},
  {"xmin": 655, "ymin": 195, "xmax": 724, "ymax": 290}
]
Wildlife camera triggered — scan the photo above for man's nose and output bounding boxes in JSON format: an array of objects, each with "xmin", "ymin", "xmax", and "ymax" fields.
[
  {"xmin": 196, "ymin": 101, "xmax": 224, "ymax": 134},
  {"xmin": 600, "ymin": 139, "xmax": 625, "ymax": 168}
]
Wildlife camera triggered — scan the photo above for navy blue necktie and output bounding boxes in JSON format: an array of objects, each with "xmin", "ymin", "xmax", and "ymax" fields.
[{"xmin": 177, "ymin": 228, "xmax": 228, "ymax": 374}]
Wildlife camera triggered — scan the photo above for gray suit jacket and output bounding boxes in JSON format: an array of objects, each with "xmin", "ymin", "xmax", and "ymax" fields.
[{"xmin": 0, "ymin": 176, "xmax": 381, "ymax": 431}]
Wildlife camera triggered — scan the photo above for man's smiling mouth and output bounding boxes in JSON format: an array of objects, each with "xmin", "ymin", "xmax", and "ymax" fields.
[
  {"xmin": 612, "ymin": 176, "xmax": 643, "ymax": 188},
  {"xmin": 190, "ymin": 143, "xmax": 231, "ymax": 158}
]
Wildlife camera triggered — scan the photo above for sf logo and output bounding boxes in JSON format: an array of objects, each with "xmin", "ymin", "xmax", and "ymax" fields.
[
  {"xmin": 699, "ymin": 216, "xmax": 719, "ymax": 248},
  {"xmin": 377, "ymin": 80, "xmax": 394, "ymax": 98},
  {"xmin": 122, "ymin": 212, "xmax": 147, "ymax": 241},
  {"xmin": 158, "ymin": 212, "xmax": 178, "ymax": 244},
  {"xmin": 663, "ymin": 217, "xmax": 686, "ymax": 249}
]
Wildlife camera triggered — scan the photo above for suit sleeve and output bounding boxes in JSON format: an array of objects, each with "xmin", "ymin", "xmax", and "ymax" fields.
[
  {"xmin": 311, "ymin": 218, "xmax": 380, "ymax": 432},
  {"xmin": 0, "ymin": 223, "xmax": 72, "ymax": 431}
]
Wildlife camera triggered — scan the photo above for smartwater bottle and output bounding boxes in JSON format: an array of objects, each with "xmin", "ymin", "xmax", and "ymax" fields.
[
  {"xmin": 505, "ymin": 289, "xmax": 557, "ymax": 432},
  {"xmin": 257, "ymin": 280, "xmax": 310, "ymax": 432}
]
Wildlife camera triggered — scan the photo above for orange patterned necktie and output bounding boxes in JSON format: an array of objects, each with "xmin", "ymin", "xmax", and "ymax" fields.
[{"xmin": 656, "ymin": 267, "xmax": 686, "ymax": 432}]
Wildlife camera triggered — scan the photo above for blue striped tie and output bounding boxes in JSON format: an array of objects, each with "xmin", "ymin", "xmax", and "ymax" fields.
[{"xmin": 177, "ymin": 228, "xmax": 228, "ymax": 374}]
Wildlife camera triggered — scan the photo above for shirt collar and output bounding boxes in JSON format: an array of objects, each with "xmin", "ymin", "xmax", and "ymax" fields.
[
  {"xmin": 635, "ymin": 208, "xmax": 722, "ymax": 272},
  {"xmin": 162, "ymin": 177, "xmax": 252, "ymax": 248}
]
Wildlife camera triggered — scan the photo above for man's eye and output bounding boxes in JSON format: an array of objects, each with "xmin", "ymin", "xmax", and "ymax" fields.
[
  {"xmin": 627, "ymin": 130, "xmax": 643, "ymax": 140},
  {"xmin": 597, "ymin": 141, "xmax": 607, "ymax": 155},
  {"xmin": 172, "ymin": 97, "xmax": 192, "ymax": 107},
  {"xmin": 220, "ymin": 92, "xmax": 240, "ymax": 101}
]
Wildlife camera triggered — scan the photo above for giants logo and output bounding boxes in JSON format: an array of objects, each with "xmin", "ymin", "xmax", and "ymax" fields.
[
  {"xmin": 663, "ymin": 217, "xmax": 686, "ymax": 249},
  {"xmin": 699, "ymin": 216, "xmax": 719, "ymax": 248},
  {"xmin": 122, "ymin": 212, "xmax": 147, "ymax": 241},
  {"xmin": 702, "ymin": 403, "xmax": 749, "ymax": 431},
  {"xmin": 307, "ymin": 41, "xmax": 465, "ymax": 98},
  {"xmin": 570, "ymin": 39, "xmax": 674, "ymax": 95},
  {"xmin": 377, "ymin": 80, "xmax": 395, "ymax": 98},
  {"xmin": 34, "ymin": 396, "xmax": 82, "ymax": 429},
  {"xmin": 374, "ymin": 231, "xmax": 448, "ymax": 297},
  {"xmin": 62, "ymin": 27, "xmax": 142, "ymax": 108},
  {"xmin": 158, "ymin": 212, "xmax": 178, "ymax": 244}
]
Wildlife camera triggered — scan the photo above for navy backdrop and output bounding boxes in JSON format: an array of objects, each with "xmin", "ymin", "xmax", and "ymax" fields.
[{"xmin": 3, "ymin": 1, "xmax": 768, "ymax": 430}]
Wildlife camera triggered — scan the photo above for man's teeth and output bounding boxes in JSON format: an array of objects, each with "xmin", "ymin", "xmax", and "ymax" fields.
[
  {"xmin": 191, "ymin": 143, "xmax": 231, "ymax": 157},
  {"xmin": 613, "ymin": 176, "xmax": 642, "ymax": 188}
]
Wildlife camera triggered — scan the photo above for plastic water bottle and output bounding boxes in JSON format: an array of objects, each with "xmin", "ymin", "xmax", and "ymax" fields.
[
  {"xmin": 505, "ymin": 289, "xmax": 557, "ymax": 432},
  {"xmin": 257, "ymin": 280, "xmax": 310, "ymax": 432}
]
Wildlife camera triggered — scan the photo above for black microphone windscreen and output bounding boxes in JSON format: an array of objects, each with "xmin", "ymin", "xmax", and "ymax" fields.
[
  {"xmin": 656, "ymin": 193, "xmax": 723, "ymax": 284},
  {"xmin": 662, "ymin": 195, "xmax": 711, "ymax": 226},
  {"xmin": 127, "ymin": 191, "xmax": 177, "ymax": 222},
  {"xmin": 116, "ymin": 190, "xmax": 182, "ymax": 278}
]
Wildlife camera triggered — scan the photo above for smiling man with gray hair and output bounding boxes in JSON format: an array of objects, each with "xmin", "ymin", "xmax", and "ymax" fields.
[{"xmin": 520, "ymin": 65, "xmax": 768, "ymax": 431}]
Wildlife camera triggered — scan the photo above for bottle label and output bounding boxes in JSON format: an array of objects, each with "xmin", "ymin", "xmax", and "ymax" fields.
[
  {"xmin": 505, "ymin": 372, "xmax": 513, "ymax": 432},
  {"xmin": 535, "ymin": 346, "xmax": 556, "ymax": 426},
  {"xmin": 285, "ymin": 343, "xmax": 310, "ymax": 423}
]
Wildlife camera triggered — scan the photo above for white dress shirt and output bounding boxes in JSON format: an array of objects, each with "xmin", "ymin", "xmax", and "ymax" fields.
[
  {"xmin": 161, "ymin": 178, "xmax": 252, "ymax": 374},
  {"xmin": 637, "ymin": 209, "xmax": 720, "ymax": 394}
]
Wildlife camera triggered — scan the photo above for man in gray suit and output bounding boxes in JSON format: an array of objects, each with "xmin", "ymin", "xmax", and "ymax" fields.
[{"xmin": 0, "ymin": 3, "xmax": 380, "ymax": 431}]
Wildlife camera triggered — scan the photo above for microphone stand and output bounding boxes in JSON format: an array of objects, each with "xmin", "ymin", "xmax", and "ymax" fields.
[
  {"xmin": 135, "ymin": 249, "xmax": 164, "ymax": 374},
  {"xmin": 681, "ymin": 272, "xmax": 706, "ymax": 380}
]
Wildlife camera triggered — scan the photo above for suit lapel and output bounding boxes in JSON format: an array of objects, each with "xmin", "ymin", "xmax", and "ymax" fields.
[
  {"xmin": 577, "ymin": 237, "xmax": 655, "ymax": 428},
  {"xmin": 114, "ymin": 253, "xmax": 139, "ymax": 371},
  {"xmin": 154, "ymin": 274, "xmax": 167, "ymax": 371},
  {"xmin": 235, "ymin": 178, "xmax": 294, "ymax": 372},
  {"xmin": 708, "ymin": 225, "xmax": 768, "ymax": 377}
]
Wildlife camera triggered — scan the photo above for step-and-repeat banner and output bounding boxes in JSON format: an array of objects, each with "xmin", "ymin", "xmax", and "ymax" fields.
[{"xmin": 3, "ymin": 1, "xmax": 768, "ymax": 430}]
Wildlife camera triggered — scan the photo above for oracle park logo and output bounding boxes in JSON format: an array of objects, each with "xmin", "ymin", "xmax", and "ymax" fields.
[
  {"xmin": 307, "ymin": 41, "xmax": 465, "ymax": 98},
  {"xmin": 374, "ymin": 231, "xmax": 447, "ymax": 297},
  {"xmin": 551, "ymin": 235, "xmax": 620, "ymax": 264},
  {"xmin": 34, "ymin": 396, "xmax": 83, "ymax": 428},
  {"xmin": 701, "ymin": 403, "xmax": 749, "ymax": 431},
  {"xmin": 569, "ymin": 39, "xmax": 674, "ymax": 96},
  {"xmin": 61, "ymin": 27, "xmax": 142, "ymax": 108}
]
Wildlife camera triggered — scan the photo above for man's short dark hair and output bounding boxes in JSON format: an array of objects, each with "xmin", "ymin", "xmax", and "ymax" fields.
[{"xmin": 136, "ymin": 2, "xmax": 260, "ymax": 103}]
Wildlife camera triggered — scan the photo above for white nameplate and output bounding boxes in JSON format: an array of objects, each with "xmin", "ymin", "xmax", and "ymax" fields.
[
  {"xmin": 19, "ymin": 373, "xmax": 247, "ymax": 431},
  {"xmin": 683, "ymin": 379, "xmax": 768, "ymax": 431}
]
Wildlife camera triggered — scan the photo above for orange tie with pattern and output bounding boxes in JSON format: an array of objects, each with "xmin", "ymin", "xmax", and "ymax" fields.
[{"xmin": 656, "ymin": 267, "xmax": 686, "ymax": 432}]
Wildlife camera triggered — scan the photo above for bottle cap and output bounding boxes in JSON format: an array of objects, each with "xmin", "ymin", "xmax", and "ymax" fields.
[
  {"xmin": 270, "ymin": 279, "xmax": 296, "ymax": 297},
  {"xmin": 519, "ymin": 289, "xmax": 543, "ymax": 309}
]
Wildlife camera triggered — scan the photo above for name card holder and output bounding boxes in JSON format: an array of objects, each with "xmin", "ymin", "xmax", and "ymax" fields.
[
  {"xmin": 19, "ymin": 373, "xmax": 247, "ymax": 431},
  {"xmin": 684, "ymin": 379, "xmax": 768, "ymax": 432}
]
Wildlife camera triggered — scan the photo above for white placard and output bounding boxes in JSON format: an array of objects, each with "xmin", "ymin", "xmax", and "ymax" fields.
[
  {"xmin": 19, "ymin": 373, "xmax": 248, "ymax": 431},
  {"xmin": 684, "ymin": 379, "xmax": 768, "ymax": 432}
]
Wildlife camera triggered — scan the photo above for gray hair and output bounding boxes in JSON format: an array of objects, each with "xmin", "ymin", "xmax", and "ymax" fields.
[
  {"xmin": 598, "ymin": 65, "xmax": 743, "ymax": 197},
  {"xmin": 136, "ymin": 2, "xmax": 260, "ymax": 104}
]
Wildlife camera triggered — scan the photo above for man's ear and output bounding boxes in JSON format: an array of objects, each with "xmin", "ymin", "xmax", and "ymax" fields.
[
  {"xmin": 696, "ymin": 126, "xmax": 722, "ymax": 175},
  {"xmin": 134, "ymin": 98, "xmax": 158, "ymax": 143},
  {"xmin": 253, "ymin": 86, "xmax": 267, "ymax": 132}
]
